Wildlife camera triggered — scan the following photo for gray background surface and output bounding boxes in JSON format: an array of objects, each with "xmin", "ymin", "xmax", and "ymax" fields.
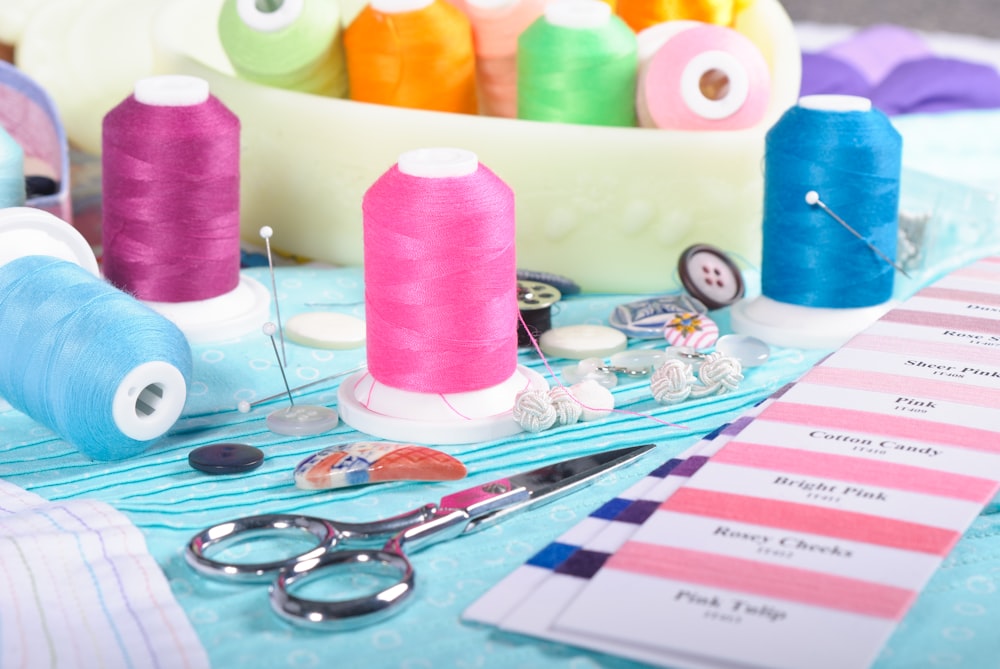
[{"xmin": 780, "ymin": 0, "xmax": 1000, "ymax": 37}]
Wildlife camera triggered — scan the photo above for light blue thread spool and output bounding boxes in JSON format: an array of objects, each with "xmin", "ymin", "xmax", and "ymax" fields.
[
  {"xmin": 731, "ymin": 95, "xmax": 903, "ymax": 350},
  {"xmin": 0, "ymin": 253, "xmax": 192, "ymax": 461},
  {"xmin": 0, "ymin": 125, "xmax": 25, "ymax": 208}
]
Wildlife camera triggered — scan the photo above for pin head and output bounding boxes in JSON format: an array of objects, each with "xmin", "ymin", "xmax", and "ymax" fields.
[
  {"xmin": 262, "ymin": 321, "xmax": 278, "ymax": 337},
  {"xmin": 259, "ymin": 225, "xmax": 274, "ymax": 239},
  {"xmin": 805, "ymin": 190, "xmax": 820, "ymax": 205}
]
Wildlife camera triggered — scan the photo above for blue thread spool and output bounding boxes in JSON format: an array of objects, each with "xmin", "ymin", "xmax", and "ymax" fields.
[
  {"xmin": 731, "ymin": 95, "xmax": 903, "ymax": 349},
  {"xmin": 0, "ymin": 125, "xmax": 25, "ymax": 208},
  {"xmin": 0, "ymin": 208, "xmax": 192, "ymax": 461}
]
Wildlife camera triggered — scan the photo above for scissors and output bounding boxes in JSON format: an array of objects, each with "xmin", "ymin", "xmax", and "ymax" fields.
[{"xmin": 185, "ymin": 443, "xmax": 653, "ymax": 629}]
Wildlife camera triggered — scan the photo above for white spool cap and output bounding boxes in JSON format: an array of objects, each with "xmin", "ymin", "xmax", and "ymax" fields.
[
  {"xmin": 544, "ymin": 0, "xmax": 611, "ymax": 29},
  {"xmin": 465, "ymin": 0, "xmax": 517, "ymax": 9},
  {"xmin": 111, "ymin": 360, "xmax": 188, "ymax": 441},
  {"xmin": 398, "ymin": 147, "xmax": 479, "ymax": 178},
  {"xmin": 134, "ymin": 75, "xmax": 210, "ymax": 106},
  {"xmin": 236, "ymin": 0, "xmax": 304, "ymax": 32},
  {"xmin": 0, "ymin": 207, "xmax": 98, "ymax": 275},
  {"xmin": 371, "ymin": 0, "xmax": 434, "ymax": 14},
  {"xmin": 798, "ymin": 94, "xmax": 872, "ymax": 113}
]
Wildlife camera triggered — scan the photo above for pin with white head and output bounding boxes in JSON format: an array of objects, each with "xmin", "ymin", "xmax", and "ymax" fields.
[
  {"xmin": 805, "ymin": 190, "xmax": 910, "ymax": 279},
  {"xmin": 259, "ymin": 225, "xmax": 288, "ymax": 367},
  {"xmin": 260, "ymin": 321, "xmax": 340, "ymax": 436}
]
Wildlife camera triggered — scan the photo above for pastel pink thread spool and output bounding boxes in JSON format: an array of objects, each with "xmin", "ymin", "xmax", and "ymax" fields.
[
  {"xmin": 101, "ymin": 75, "xmax": 269, "ymax": 343},
  {"xmin": 338, "ymin": 148, "xmax": 547, "ymax": 444},
  {"xmin": 465, "ymin": 0, "xmax": 549, "ymax": 117},
  {"xmin": 638, "ymin": 22, "xmax": 771, "ymax": 131}
]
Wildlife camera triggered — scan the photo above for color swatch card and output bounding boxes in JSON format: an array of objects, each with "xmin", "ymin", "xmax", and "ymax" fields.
[
  {"xmin": 466, "ymin": 255, "xmax": 1000, "ymax": 669},
  {"xmin": 463, "ymin": 411, "xmax": 766, "ymax": 668}
]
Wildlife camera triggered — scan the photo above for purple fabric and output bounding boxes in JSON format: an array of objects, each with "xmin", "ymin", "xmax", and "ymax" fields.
[
  {"xmin": 823, "ymin": 24, "xmax": 933, "ymax": 84},
  {"xmin": 800, "ymin": 24, "xmax": 1000, "ymax": 116},
  {"xmin": 871, "ymin": 57, "xmax": 1000, "ymax": 115},
  {"xmin": 801, "ymin": 52, "xmax": 870, "ymax": 98}
]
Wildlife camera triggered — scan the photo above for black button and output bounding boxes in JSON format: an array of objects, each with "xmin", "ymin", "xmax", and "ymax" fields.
[
  {"xmin": 25, "ymin": 175, "xmax": 59, "ymax": 198},
  {"xmin": 188, "ymin": 443, "xmax": 264, "ymax": 474}
]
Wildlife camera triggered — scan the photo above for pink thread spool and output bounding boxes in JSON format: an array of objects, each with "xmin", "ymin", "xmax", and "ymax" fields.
[
  {"xmin": 338, "ymin": 148, "xmax": 547, "ymax": 444},
  {"xmin": 465, "ymin": 0, "xmax": 549, "ymax": 117},
  {"xmin": 101, "ymin": 75, "xmax": 269, "ymax": 343},
  {"xmin": 638, "ymin": 22, "xmax": 771, "ymax": 131}
]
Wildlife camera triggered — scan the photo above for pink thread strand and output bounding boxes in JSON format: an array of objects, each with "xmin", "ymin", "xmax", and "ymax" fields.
[{"xmin": 101, "ymin": 94, "xmax": 241, "ymax": 302}]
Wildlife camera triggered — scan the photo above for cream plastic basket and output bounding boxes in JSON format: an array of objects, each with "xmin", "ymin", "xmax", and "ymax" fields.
[{"xmin": 153, "ymin": 0, "xmax": 800, "ymax": 293}]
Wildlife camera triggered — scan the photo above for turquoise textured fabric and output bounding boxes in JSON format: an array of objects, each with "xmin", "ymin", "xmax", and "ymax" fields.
[{"xmin": 1, "ymin": 259, "xmax": 999, "ymax": 668}]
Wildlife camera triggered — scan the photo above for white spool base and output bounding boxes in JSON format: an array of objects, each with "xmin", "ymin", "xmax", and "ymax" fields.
[
  {"xmin": 0, "ymin": 207, "xmax": 98, "ymax": 275},
  {"xmin": 337, "ymin": 365, "xmax": 548, "ymax": 445},
  {"xmin": 730, "ymin": 295, "xmax": 893, "ymax": 350},
  {"xmin": 143, "ymin": 274, "xmax": 271, "ymax": 345}
]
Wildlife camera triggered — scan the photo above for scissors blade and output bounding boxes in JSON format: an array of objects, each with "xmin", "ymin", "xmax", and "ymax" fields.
[{"xmin": 442, "ymin": 443, "xmax": 655, "ymax": 533}]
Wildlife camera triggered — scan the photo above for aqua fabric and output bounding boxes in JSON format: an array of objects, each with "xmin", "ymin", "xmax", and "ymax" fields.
[{"xmin": 0, "ymin": 259, "xmax": 998, "ymax": 668}]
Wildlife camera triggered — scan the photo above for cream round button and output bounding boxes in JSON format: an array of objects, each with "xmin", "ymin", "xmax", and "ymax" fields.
[
  {"xmin": 284, "ymin": 312, "xmax": 366, "ymax": 350},
  {"xmin": 538, "ymin": 324, "xmax": 627, "ymax": 360}
]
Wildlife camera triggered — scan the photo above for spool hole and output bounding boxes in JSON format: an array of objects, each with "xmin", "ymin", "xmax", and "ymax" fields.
[
  {"xmin": 134, "ymin": 383, "xmax": 165, "ymax": 418},
  {"xmin": 699, "ymin": 68, "xmax": 731, "ymax": 101},
  {"xmin": 255, "ymin": 0, "xmax": 284, "ymax": 11}
]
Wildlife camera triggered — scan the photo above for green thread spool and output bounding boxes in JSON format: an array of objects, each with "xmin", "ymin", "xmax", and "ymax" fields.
[
  {"xmin": 218, "ymin": 0, "xmax": 348, "ymax": 97},
  {"xmin": 517, "ymin": 0, "xmax": 638, "ymax": 126}
]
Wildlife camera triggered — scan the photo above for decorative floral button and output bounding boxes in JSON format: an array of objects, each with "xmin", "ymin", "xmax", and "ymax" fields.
[
  {"xmin": 678, "ymin": 243, "xmax": 745, "ymax": 310},
  {"xmin": 663, "ymin": 311, "xmax": 719, "ymax": 350},
  {"xmin": 608, "ymin": 294, "xmax": 708, "ymax": 339}
]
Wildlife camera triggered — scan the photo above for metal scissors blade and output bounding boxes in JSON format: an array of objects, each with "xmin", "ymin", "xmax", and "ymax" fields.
[{"xmin": 440, "ymin": 443, "xmax": 656, "ymax": 534}]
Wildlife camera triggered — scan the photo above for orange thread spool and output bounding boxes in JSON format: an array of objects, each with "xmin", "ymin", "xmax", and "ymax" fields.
[
  {"xmin": 345, "ymin": 0, "xmax": 477, "ymax": 114},
  {"xmin": 617, "ymin": 0, "xmax": 752, "ymax": 32}
]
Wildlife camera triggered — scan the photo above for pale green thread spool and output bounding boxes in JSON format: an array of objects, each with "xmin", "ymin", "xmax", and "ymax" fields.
[
  {"xmin": 218, "ymin": 0, "xmax": 348, "ymax": 97},
  {"xmin": 517, "ymin": 0, "xmax": 638, "ymax": 126}
]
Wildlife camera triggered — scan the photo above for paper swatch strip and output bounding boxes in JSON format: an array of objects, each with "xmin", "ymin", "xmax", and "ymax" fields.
[{"xmin": 467, "ymin": 255, "xmax": 1000, "ymax": 669}]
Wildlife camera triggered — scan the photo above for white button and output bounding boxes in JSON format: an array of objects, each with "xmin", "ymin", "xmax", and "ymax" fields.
[
  {"xmin": 538, "ymin": 324, "xmax": 628, "ymax": 360},
  {"xmin": 285, "ymin": 312, "xmax": 366, "ymax": 350}
]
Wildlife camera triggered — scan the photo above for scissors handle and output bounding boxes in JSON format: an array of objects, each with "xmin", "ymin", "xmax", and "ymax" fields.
[
  {"xmin": 185, "ymin": 505, "xmax": 440, "ymax": 583},
  {"xmin": 269, "ymin": 505, "xmax": 475, "ymax": 628}
]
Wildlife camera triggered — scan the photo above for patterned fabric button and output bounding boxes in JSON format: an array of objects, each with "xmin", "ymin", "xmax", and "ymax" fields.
[
  {"xmin": 608, "ymin": 294, "xmax": 708, "ymax": 339},
  {"xmin": 663, "ymin": 312, "xmax": 719, "ymax": 350}
]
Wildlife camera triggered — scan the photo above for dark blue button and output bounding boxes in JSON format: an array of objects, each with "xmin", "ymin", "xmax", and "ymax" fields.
[{"xmin": 188, "ymin": 443, "xmax": 264, "ymax": 474}]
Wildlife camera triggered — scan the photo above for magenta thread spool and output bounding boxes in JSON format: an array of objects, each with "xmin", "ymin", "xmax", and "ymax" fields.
[{"xmin": 101, "ymin": 75, "xmax": 269, "ymax": 343}]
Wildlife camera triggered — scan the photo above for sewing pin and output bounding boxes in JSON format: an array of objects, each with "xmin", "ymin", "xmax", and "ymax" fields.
[
  {"xmin": 805, "ymin": 191, "xmax": 911, "ymax": 279},
  {"xmin": 259, "ymin": 226, "xmax": 288, "ymax": 367},
  {"xmin": 237, "ymin": 363, "xmax": 366, "ymax": 413},
  {"xmin": 261, "ymin": 321, "xmax": 341, "ymax": 437}
]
